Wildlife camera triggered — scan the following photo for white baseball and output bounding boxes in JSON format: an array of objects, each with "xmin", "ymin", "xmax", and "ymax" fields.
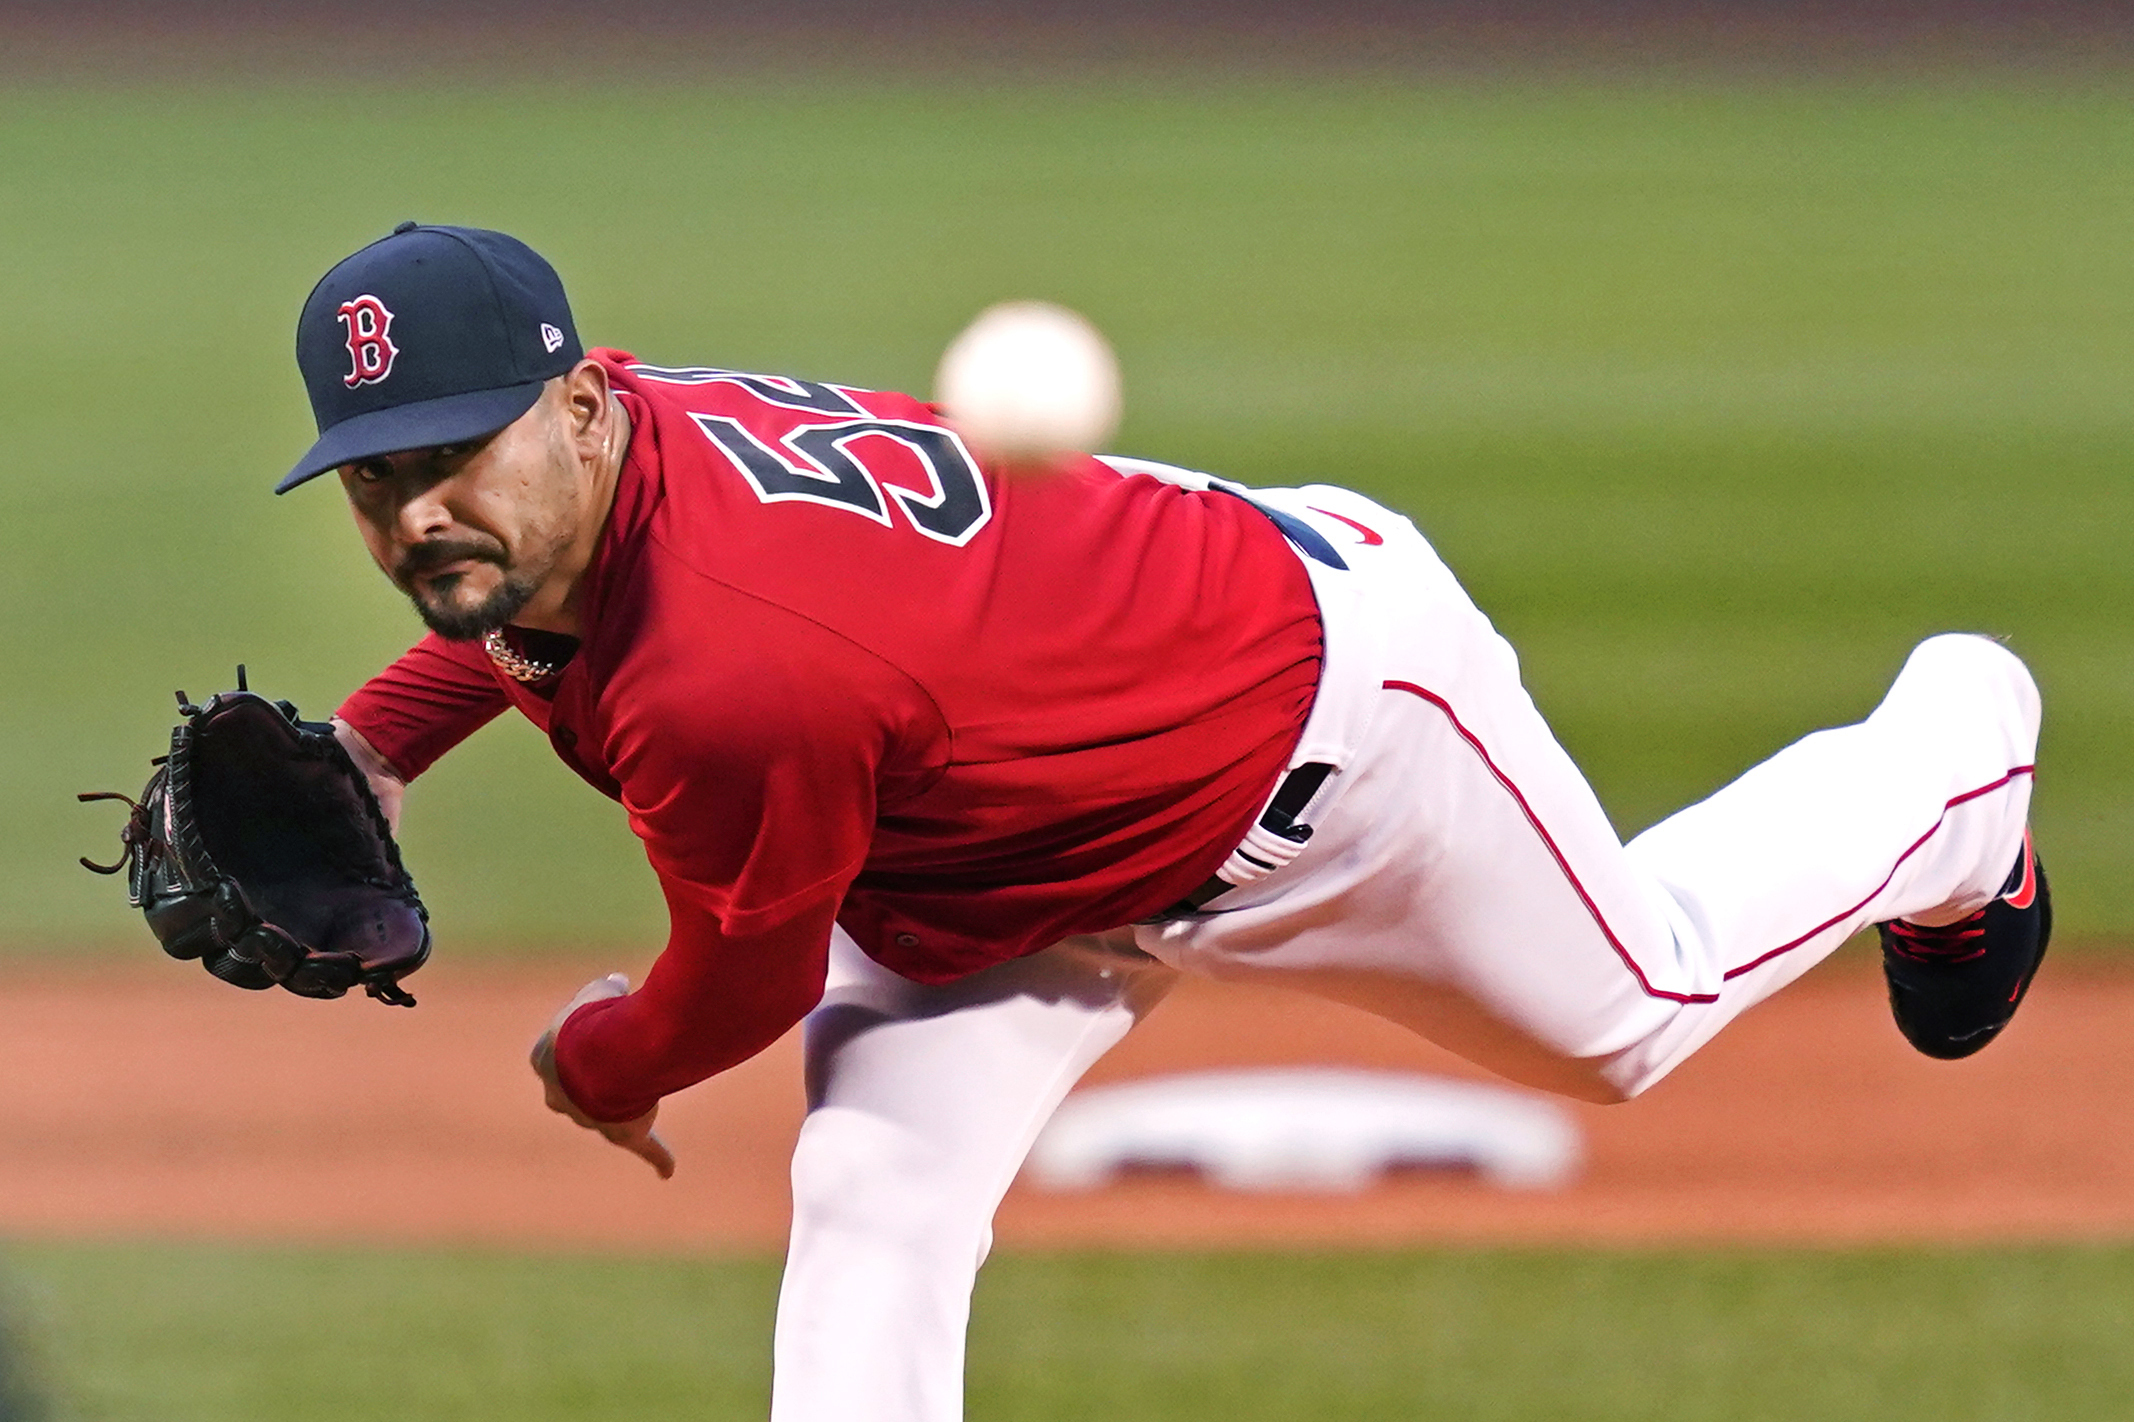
[{"xmin": 934, "ymin": 301, "xmax": 1121, "ymax": 466}]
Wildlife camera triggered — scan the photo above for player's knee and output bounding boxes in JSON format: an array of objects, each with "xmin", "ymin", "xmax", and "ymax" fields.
[
  {"xmin": 1550, "ymin": 1066, "xmax": 1635, "ymax": 1106},
  {"xmin": 788, "ymin": 1112, "xmax": 907, "ymax": 1234},
  {"xmin": 788, "ymin": 1110, "xmax": 995, "ymax": 1254},
  {"xmin": 1485, "ymin": 1048, "xmax": 1637, "ymax": 1105},
  {"xmin": 1906, "ymin": 633, "xmax": 2038, "ymax": 709},
  {"xmin": 1892, "ymin": 634, "xmax": 2042, "ymax": 757}
]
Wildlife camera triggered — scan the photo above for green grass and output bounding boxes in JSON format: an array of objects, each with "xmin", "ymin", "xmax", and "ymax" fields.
[
  {"xmin": 4, "ymin": 75, "xmax": 2132, "ymax": 947},
  {"xmin": 7, "ymin": 1240, "xmax": 2134, "ymax": 1420}
]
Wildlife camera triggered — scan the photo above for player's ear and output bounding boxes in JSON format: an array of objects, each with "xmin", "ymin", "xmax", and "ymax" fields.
[{"xmin": 560, "ymin": 358, "xmax": 612, "ymax": 447}]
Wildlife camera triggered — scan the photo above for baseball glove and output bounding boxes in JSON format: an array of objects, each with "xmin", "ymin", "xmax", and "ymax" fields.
[{"xmin": 79, "ymin": 669, "xmax": 430, "ymax": 1006}]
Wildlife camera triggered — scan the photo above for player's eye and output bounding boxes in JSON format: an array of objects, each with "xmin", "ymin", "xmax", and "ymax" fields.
[
  {"xmin": 348, "ymin": 459, "xmax": 394, "ymax": 485},
  {"xmin": 433, "ymin": 434, "xmax": 494, "ymax": 464}
]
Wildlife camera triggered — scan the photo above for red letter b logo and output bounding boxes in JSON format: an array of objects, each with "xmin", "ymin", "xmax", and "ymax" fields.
[{"xmin": 338, "ymin": 296, "xmax": 399, "ymax": 387}]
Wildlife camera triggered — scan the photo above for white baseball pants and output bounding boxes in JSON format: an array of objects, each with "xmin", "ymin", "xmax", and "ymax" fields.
[{"xmin": 770, "ymin": 487, "xmax": 2040, "ymax": 1422}]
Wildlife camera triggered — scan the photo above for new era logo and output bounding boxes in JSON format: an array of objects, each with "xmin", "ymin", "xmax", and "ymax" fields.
[{"xmin": 540, "ymin": 323, "xmax": 565, "ymax": 354}]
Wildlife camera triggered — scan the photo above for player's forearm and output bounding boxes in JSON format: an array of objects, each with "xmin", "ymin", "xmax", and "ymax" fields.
[
  {"xmin": 552, "ymin": 987, "xmax": 809, "ymax": 1123},
  {"xmin": 335, "ymin": 633, "xmax": 511, "ymax": 782},
  {"xmin": 332, "ymin": 716, "xmax": 406, "ymax": 835},
  {"xmin": 551, "ymin": 905, "xmax": 834, "ymax": 1122}
]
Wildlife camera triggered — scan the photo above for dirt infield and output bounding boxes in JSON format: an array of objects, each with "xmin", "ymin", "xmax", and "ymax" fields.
[{"xmin": 2, "ymin": 955, "xmax": 2129, "ymax": 1252}]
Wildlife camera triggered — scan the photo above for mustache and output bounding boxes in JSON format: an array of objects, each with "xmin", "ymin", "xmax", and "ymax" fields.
[{"xmin": 395, "ymin": 538, "xmax": 507, "ymax": 583}]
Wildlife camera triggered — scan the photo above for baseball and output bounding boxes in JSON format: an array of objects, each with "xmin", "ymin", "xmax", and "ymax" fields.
[{"xmin": 934, "ymin": 301, "xmax": 1121, "ymax": 467}]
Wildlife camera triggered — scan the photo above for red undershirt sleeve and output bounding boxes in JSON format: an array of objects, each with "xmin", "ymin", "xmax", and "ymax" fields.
[
  {"xmin": 545, "ymin": 607, "xmax": 907, "ymax": 1120},
  {"xmin": 550, "ymin": 883, "xmax": 837, "ymax": 1122},
  {"xmin": 336, "ymin": 633, "xmax": 509, "ymax": 780}
]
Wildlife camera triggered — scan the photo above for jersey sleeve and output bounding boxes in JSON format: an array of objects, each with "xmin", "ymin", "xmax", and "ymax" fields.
[
  {"xmin": 336, "ymin": 633, "xmax": 510, "ymax": 780},
  {"xmin": 547, "ymin": 597, "xmax": 936, "ymax": 1117},
  {"xmin": 549, "ymin": 885, "xmax": 836, "ymax": 1122}
]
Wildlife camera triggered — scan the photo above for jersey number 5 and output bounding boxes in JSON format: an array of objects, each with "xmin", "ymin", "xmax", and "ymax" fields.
[{"xmin": 687, "ymin": 413, "xmax": 993, "ymax": 547}]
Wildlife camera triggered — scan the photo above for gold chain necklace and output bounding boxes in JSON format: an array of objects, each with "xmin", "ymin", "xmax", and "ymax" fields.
[{"xmin": 484, "ymin": 629, "xmax": 563, "ymax": 683}]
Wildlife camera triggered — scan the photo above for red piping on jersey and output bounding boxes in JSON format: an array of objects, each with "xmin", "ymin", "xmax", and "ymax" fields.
[
  {"xmin": 1718, "ymin": 765, "xmax": 2035, "ymax": 981},
  {"xmin": 1382, "ymin": 679, "xmax": 2036, "ymax": 1003},
  {"xmin": 1382, "ymin": 679, "xmax": 1717, "ymax": 1005}
]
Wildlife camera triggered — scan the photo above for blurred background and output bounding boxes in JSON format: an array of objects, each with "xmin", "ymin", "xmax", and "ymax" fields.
[{"xmin": 2, "ymin": 2, "xmax": 2133, "ymax": 1418}]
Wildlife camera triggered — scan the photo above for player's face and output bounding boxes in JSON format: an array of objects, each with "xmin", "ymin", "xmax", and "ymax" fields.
[{"xmin": 338, "ymin": 382, "xmax": 586, "ymax": 640}]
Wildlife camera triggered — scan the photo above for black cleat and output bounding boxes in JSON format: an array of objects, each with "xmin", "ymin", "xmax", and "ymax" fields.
[{"xmin": 1879, "ymin": 831, "xmax": 2050, "ymax": 1060}]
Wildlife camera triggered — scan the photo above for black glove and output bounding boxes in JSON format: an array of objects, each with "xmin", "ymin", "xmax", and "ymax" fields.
[{"xmin": 81, "ymin": 669, "xmax": 430, "ymax": 1006}]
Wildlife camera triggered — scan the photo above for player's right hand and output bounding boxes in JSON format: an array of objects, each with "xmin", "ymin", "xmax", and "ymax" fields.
[{"xmin": 529, "ymin": 973, "xmax": 678, "ymax": 1179}]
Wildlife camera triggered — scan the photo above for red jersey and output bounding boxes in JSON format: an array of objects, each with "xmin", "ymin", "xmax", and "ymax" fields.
[{"xmin": 339, "ymin": 350, "xmax": 1322, "ymax": 1120}]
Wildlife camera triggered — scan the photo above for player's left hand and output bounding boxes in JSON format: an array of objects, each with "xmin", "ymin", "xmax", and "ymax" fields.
[{"xmin": 530, "ymin": 973, "xmax": 677, "ymax": 1180}]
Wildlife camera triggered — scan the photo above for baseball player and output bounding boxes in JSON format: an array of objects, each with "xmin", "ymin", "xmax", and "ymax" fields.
[{"xmin": 284, "ymin": 224, "xmax": 2048, "ymax": 1421}]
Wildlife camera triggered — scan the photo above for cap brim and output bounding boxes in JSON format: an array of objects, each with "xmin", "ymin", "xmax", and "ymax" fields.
[{"xmin": 276, "ymin": 380, "xmax": 548, "ymax": 493}]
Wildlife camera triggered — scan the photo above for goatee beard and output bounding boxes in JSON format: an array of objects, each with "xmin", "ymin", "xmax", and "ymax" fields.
[{"xmin": 414, "ymin": 571, "xmax": 539, "ymax": 641}]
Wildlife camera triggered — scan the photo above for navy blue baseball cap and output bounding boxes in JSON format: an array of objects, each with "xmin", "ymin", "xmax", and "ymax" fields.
[{"xmin": 279, "ymin": 222, "xmax": 584, "ymax": 493}]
